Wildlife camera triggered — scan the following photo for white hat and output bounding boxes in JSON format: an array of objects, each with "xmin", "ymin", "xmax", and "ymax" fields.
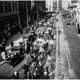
[{"xmin": 14, "ymin": 71, "xmax": 17, "ymax": 76}]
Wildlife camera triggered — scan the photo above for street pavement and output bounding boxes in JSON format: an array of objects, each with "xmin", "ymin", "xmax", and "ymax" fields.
[
  {"xmin": 56, "ymin": 13, "xmax": 75, "ymax": 79},
  {"xmin": 60, "ymin": 13, "xmax": 80, "ymax": 79}
]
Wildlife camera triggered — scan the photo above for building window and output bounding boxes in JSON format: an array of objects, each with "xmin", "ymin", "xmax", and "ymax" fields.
[
  {"xmin": 12, "ymin": 3, "xmax": 15, "ymax": 12},
  {"xmin": 12, "ymin": 2, "xmax": 18, "ymax": 12},
  {"xmin": 5, "ymin": 2, "xmax": 9, "ymax": 12},
  {"xmin": 8, "ymin": 3, "xmax": 11, "ymax": 12},
  {"xmin": 0, "ymin": 2, "xmax": 3, "ymax": 13},
  {"xmin": 5, "ymin": 2, "xmax": 7, "ymax": 12},
  {"xmin": 15, "ymin": 3, "xmax": 17, "ymax": 11}
]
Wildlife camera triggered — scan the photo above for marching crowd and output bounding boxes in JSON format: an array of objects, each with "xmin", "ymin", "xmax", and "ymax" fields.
[
  {"xmin": 0, "ymin": 14, "xmax": 57, "ymax": 79},
  {"xmin": 13, "ymin": 16, "xmax": 56, "ymax": 79}
]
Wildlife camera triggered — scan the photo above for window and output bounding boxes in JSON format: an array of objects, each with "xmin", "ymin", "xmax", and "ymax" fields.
[
  {"xmin": 15, "ymin": 3, "xmax": 17, "ymax": 11},
  {"xmin": 12, "ymin": 2, "xmax": 18, "ymax": 12},
  {"xmin": 0, "ymin": 2, "xmax": 3, "ymax": 13},
  {"xmin": 8, "ymin": 3, "xmax": 11, "ymax": 12},
  {"xmin": 12, "ymin": 3, "xmax": 15, "ymax": 12},
  {"xmin": 5, "ymin": 2, "xmax": 8, "ymax": 12}
]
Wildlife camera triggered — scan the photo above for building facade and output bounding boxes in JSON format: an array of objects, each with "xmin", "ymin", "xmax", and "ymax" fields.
[
  {"xmin": 59, "ymin": 0, "xmax": 62, "ymax": 10},
  {"xmin": 0, "ymin": 1, "xmax": 19, "ymax": 25},
  {"xmin": 31, "ymin": 0, "xmax": 46, "ymax": 22},
  {"xmin": 18, "ymin": 1, "xmax": 31, "ymax": 26},
  {"xmin": 0, "ymin": 1, "xmax": 46, "ymax": 28}
]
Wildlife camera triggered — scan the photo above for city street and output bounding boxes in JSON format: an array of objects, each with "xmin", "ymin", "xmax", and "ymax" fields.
[
  {"xmin": 11, "ymin": 12, "xmax": 80, "ymax": 79},
  {"xmin": 55, "ymin": 13, "xmax": 75, "ymax": 79},
  {"xmin": 0, "ymin": 12, "xmax": 79, "ymax": 79},
  {"xmin": 55, "ymin": 12, "xmax": 80, "ymax": 79},
  {"xmin": 61, "ymin": 14, "xmax": 80, "ymax": 79},
  {"xmin": 1, "ymin": 0, "xmax": 80, "ymax": 79}
]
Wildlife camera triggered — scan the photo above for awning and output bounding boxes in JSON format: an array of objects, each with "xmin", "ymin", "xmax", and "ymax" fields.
[{"xmin": 0, "ymin": 62, "xmax": 14, "ymax": 79}]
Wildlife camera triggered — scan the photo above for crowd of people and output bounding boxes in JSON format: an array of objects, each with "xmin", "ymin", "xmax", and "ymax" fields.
[
  {"xmin": 0, "ymin": 13, "xmax": 57, "ymax": 79},
  {"xmin": 11, "ymin": 15, "xmax": 57, "ymax": 79},
  {"xmin": 0, "ymin": 27, "xmax": 36, "ymax": 67}
]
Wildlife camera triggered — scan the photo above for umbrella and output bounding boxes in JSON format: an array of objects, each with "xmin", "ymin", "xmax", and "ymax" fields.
[{"xmin": 35, "ymin": 27, "xmax": 47, "ymax": 35}]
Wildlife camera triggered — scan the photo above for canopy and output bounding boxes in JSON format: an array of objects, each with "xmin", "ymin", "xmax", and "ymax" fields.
[{"xmin": 0, "ymin": 62, "xmax": 14, "ymax": 79}]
